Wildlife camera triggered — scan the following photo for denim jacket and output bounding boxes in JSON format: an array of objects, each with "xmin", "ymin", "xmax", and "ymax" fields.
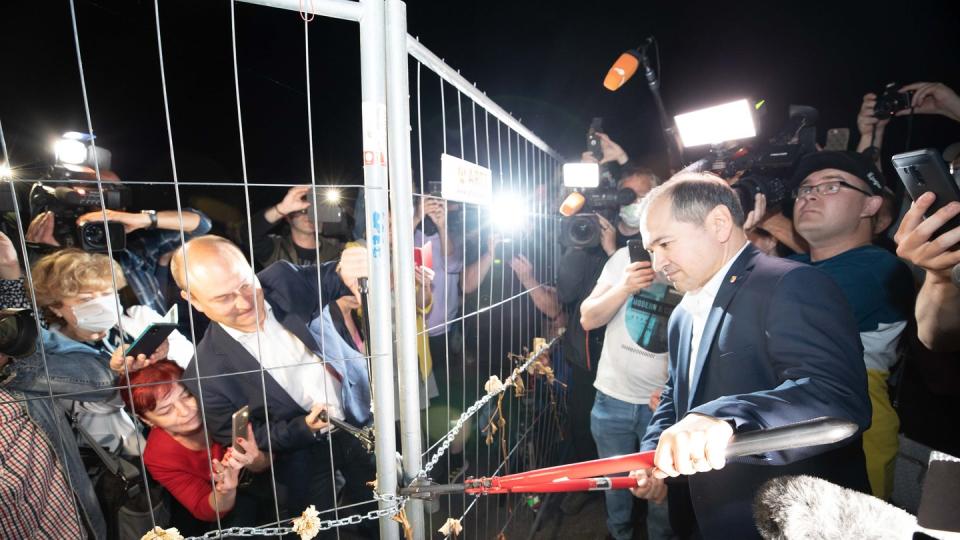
[{"xmin": 1, "ymin": 328, "xmax": 116, "ymax": 538}]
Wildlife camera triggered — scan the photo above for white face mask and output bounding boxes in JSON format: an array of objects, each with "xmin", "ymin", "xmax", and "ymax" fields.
[
  {"xmin": 619, "ymin": 200, "xmax": 643, "ymax": 229},
  {"xmin": 71, "ymin": 294, "xmax": 120, "ymax": 334}
]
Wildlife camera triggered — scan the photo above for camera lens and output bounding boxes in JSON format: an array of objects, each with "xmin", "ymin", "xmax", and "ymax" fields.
[{"xmin": 0, "ymin": 309, "xmax": 38, "ymax": 358}]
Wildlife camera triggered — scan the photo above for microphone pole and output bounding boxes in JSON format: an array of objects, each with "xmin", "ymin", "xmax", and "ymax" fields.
[{"xmin": 636, "ymin": 40, "xmax": 684, "ymax": 174}]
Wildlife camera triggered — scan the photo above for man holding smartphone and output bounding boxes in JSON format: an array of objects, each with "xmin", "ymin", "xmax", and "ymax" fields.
[
  {"xmin": 785, "ymin": 151, "xmax": 915, "ymax": 499},
  {"xmin": 579, "ymin": 225, "xmax": 681, "ymax": 537}
]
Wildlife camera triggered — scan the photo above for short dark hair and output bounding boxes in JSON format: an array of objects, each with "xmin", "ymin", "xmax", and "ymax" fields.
[
  {"xmin": 620, "ymin": 164, "xmax": 661, "ymax": 187},
  {"xmin": 646, "ymin": 173, "xmax": 746, "ymax": 228}
]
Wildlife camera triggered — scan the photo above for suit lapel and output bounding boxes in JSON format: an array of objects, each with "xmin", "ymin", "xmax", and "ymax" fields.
[
  {"xmin": 687, "ymin": 245, "xmax": 758, "ymax": 409},
  {"xmin": 674, "ymin": 310, "xmax": 693, "ymax": 417}
]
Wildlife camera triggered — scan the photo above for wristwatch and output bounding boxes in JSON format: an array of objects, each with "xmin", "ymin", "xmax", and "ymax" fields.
[{"xmin": 141, "ymin": 210, "xmax": 158, "ymax": 230}]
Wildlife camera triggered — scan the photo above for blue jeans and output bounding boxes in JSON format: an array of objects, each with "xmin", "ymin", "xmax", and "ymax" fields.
[{"xmin": 591, "ymin": 390, "xmax": 673, "ymax": 540}]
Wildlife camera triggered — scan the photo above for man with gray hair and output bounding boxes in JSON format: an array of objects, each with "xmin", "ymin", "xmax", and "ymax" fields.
[{"xmin": 629, "ymin": 173, "xmax": 872, "ymax": 539}]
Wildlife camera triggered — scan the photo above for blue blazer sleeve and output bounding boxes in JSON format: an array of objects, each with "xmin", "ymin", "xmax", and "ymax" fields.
[
  {"xmin": 689, "ymin": 266, "xmax": 871, "ymax": 465},
  {"xmin": 263, "ymin": 260, "xmax": 350, "ymax": 315},
  {"xmin": 641, "ymin": 368, "xmax": 677, "ymax": 452}
]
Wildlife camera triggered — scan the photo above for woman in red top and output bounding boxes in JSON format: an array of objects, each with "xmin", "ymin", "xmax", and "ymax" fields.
[{"xmin": 119, "ymin": 361, "xmax": 270, "ymax": 523}]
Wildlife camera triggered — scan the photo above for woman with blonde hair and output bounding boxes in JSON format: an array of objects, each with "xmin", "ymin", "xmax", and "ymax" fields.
[{"xmin": 31, "ymin": 248, "xmax": 194, "ymax": 456}]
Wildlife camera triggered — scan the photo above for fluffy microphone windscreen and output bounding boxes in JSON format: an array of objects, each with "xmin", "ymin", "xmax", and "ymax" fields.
[
  {"xmin": 754, "ymin": 475, "xmax": 917, "ymax": 539},
  {"xmin": 603, "ymin": 52, "xmax": 639, "ymax": 91}
]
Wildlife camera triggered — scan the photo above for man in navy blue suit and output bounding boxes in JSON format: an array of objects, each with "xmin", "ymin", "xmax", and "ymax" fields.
[
  {"xmin": 629, "ymin": 174, "xmax": 872, "ymax": 539},
  {"xmin": 171, "ymin": 235, "xmax": 375, "ymax": 529}
]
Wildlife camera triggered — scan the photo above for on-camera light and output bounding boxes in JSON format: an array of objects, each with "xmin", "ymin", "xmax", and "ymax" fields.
[
  {"xmin": 674, "ymin": 99, "xmax": 756, "ymax": 147},
  {"xmin": 324, "ymin": 188, "xmax": 342, "ymax": 204},
  {"xmin": 562, "ymin": 162, "xmax": 600, "ymax": 188},
  {"xmin": 489, "ymin": 192, "xmax": 527, "ymax": 233},
  {"xmin": 0, "ymin": 162, "xmax": 12, "ymax": 180},
  {"xmin": 54, "ymin": 137, "xmax": 88, "ymax": 165}
]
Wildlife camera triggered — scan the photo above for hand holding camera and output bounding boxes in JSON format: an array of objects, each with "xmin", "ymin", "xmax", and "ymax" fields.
[
  {"xmin": 857, "ymin": 93, "xmax": 892, "ymax": 138},
  {"xmin": 75, "ymin": 209, "xmax": 152, "ymax": 234},
  {"xmin": 274, "ymin": 185, "xmax": 312, "ymax": 218},
  {"xmin": 0, "ymin": 232, "xmax": 21, "ymax": 280},
  {"xmin": 25, "ymin": 211, "xmax": 60, "ymax": 247},
  {"xmin": 897, "ymin": 82, "xmax": 960, "ymax": 123}
]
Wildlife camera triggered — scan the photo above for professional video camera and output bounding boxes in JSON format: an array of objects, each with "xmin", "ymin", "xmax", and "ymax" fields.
[
  {"xmin": 701, "ymin": 104, "xmax": 819, "ymax": 214},
  {"xmin": 29, "ymin": 181, "xmax": 130, "ymax": 252},
  {"xmin": 0, "ymin": 309, "xmax": 38, "ymax": 358},
  {"xmin": 558, "ymin": 176, "xmax": 636, "ymax": 248}
]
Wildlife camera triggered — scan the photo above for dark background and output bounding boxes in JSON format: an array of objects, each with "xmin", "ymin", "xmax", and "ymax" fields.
[{"xmin": 1, "ymin": 0, "xmax": 958, "ymax": 202}]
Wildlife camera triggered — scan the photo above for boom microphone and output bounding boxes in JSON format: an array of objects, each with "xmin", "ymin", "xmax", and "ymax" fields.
[
  {"xmin": 603, "ymin": 38, "xmax": 654, "ymax": 91},
  {"xmin": 603, "ymin": 50, "xmax": 640, "ymax": 91},
  {"xmin": 754, "ymin": 475, "xmax": 919, "ymax": 539}
]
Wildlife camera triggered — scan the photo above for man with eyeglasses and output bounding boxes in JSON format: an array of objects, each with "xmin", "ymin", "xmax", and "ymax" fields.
[{"xmin": 785, "ymin": 150, "xmax": 915, "ymax": 500}]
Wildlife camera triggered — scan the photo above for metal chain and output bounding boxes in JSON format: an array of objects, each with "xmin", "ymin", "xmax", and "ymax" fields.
[
  {"xmin": 416, "ymin": 336, "xmax": 560, "ymax": 480},
  {"xmin": 179, "ymin": 493, "xmax": 408, "ymax": 539}
]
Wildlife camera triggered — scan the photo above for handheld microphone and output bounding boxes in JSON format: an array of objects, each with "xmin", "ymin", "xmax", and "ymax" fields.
[{"xmin": 754, "ymin": 475, "xmax": 919, "ymax": 539}]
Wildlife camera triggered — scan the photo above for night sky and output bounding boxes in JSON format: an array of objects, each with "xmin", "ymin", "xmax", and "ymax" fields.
[{"xmin": 1, "ymin": 0, "xmax": 958, "ymax": 208}]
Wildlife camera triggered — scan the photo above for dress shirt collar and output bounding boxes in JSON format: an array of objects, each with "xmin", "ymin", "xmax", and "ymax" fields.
[{"xmin": 678, "ymin": 241, "xmax": 749, "ymax": 317}]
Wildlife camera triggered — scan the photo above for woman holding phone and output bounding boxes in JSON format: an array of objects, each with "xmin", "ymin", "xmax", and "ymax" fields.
[
  {"xmin": 31, "ymin": 249, "xmax": 195, "ymax": 456},
  {"xmin": 119, "ymin": 361, "xmax": 271, "ymax": 532}
]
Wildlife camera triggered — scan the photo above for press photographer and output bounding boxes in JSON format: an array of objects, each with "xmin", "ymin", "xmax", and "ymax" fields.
[
  {"xmin": 250, "ymin": 184, "xmax": 347, "ymax": 269},
  {"xmin": 26, "ymin": 132, "xmax": 212, "ymax": 314}
]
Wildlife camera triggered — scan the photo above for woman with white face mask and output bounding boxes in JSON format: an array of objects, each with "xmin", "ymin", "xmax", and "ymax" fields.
[{"xmin": 31, "ymin": 249, "xmax": 195, "ymax": 456}]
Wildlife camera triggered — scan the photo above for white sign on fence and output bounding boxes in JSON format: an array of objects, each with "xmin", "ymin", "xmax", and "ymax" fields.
[{"xmin": 439, "ymin": 153, "xmax": 492, "ymax": 206}]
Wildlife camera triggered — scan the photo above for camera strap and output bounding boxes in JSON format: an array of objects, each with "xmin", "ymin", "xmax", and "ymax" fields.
[{"xmin": 70, "ymin": 410, "xmax": 143, "ymax": 492}]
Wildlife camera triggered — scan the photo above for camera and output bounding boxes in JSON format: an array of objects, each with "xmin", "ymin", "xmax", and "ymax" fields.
[
  {"xmin": 559, "ymin": 185, "xmax": 636, "ymax": 248},
  {"xmin": 706, "ymin": 105, "xmax": 819, "ymax": 214},
  {"xmin": 29, "ymin": 182, "xmax": 131, "ymax": 252},
  {"xmin": 587, "ymin": 117, "xmax": 604, "ymax": 161},
  {"xmin": 0, "ymin": 309, "xmax": 38, "ymax": 358},
  {"xmin": 874, "ymin": 83, "xmax": 914, "ymax": 119}
]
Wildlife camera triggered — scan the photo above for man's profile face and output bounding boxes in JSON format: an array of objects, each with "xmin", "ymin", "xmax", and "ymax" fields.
[
  {"xmin": 644, "ymin": 196, "xmax": 725, "ymax": 293},
  {"xmin": 793, "ymin": 168, "xmax": 877, "ymax": 244},
  {"xmin": 180, "ymin": 248, "xmax": 266, "ymax": 332}
]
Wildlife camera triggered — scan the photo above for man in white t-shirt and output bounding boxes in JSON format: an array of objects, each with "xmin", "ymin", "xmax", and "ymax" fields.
[{"xmin": 581, "ymin": 245, "xmax": 681, "ymax": 540}]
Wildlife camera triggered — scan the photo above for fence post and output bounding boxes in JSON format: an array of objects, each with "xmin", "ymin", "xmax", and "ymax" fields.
[
  {"xmin": 359, "ymin": 0, "xmax": 400, "ymax": 538},
  {"xmin": 385, "ymin": 0, "xmax": 425, "ymax": 538}
]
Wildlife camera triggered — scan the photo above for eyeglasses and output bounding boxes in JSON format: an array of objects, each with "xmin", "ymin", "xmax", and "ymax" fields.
[{"xmin": 792, "ymin": 180, "xmax": 874, "ymax": 199}]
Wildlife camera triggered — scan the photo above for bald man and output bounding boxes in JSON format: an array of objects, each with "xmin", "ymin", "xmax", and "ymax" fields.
[{"xmin": 171, "ymin": 235, "xmax": 375, "ymax": 526}]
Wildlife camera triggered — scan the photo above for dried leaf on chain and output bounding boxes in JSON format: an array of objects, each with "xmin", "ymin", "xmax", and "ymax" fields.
[
  {"xmin": 291, "ymin": 505, "xmax": 322, "ymax": 540},
  {"xmin": 484, "ymin": 375, "xmax": 505, "ymax": 394},
  {"xmin": 140, "ymin": 527, "xmax": 184, "ymax": 540},
  {"xmin": 439, "ymin": 517, "xmax": 463, "ymax": 537},
  {"xmin": 393, "ymin": 508, "xmax": 414, "ymax": 540}
]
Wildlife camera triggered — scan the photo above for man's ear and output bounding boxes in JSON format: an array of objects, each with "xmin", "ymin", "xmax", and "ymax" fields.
[
  {"xmin": 180, "ymin": 290, "xmax": 205, "ymax": 314},
  {"xmin": 707, "ymin": 204, "xmax": 734, "ymax": 242},
  {"xmin": 861, "ymin": 195, "xmax": 883, "ymax": 219}
]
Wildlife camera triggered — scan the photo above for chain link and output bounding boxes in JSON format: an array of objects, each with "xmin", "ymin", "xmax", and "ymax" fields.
[
  {"xmin": 179, "ymin": 492, "xmax": 408, "ymax": 539},
  {"xmin": 173, "ymin": 339, "xmax": 558, "ymax": 539},
  {"xmin": 416, "ymin": 336, "xmax": 559, "ymax": 480}
]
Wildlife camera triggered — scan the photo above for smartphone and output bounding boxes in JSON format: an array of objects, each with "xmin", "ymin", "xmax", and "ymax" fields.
[
  {"xmin": 125, "ymin": 323, "xmax": 178, "ymax": 359},
  {"xmin": 413, "ymin": 240, "xmax": 433, "ymax": 270},
  {"xmin": 427, "ymin": 180, "xmax": 443, "ymax": 198},
  {"xmin": 824, "ymin": 128, "xmax": 850, "ymax": 152},
  {"xmin": 627, "ymin": 238, "xmax": 650, "ymax": 263},
  {"xmin": 892, "ymin": 148, "xmax": 960, "ymax": 238},
  {"xmin": 231, "ymin": 405, "xmax": 250, "ymax": 454},
  {"xmin": 310, "ymin": 187, "xmax": 344, "ymax": 223}
]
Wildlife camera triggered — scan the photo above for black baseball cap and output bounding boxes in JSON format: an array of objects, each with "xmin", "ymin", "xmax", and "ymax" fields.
[{"xmin": 790, "ymin": 150, "xmax": 885, "ymax": 194}]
